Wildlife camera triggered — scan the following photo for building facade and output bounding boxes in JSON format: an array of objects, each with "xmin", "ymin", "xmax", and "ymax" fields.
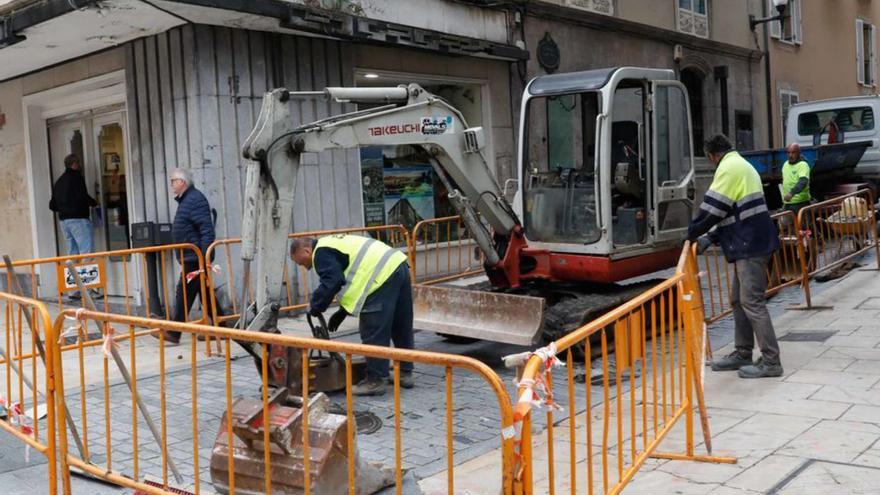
[
  {"xmin": 764, "ymin": 0, "xmax": 880, "ymax": 147},
  {"xmin": 0, "ymin": 0, "xmax": 524, "ymax": 298}
]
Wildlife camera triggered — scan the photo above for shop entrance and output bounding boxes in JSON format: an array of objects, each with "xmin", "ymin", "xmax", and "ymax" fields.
[{"xmin": 46, "ymin": 107, "xmax": 131, "ymax": 296}]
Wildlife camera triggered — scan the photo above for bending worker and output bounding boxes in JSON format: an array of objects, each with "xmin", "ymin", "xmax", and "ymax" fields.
[
  {"xmin": 290, "ymin": 234, "xmax": 415, "ymax": 396},
  {"xmin": 781, "ymin": 142, "xmax": 812, "ymax": 214},
  {"xmin": 688, "ymin": 134, "xmax": 783, "ymax": 379}
]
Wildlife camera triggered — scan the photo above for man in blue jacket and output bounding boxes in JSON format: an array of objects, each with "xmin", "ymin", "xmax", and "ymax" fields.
[
  {"xmin": 688, "ymin": 135, "xmax": 783, "ymax": 379},
  {"xmin": 157, "ymin": 168, "xmax": 216, "ymax": 344}
]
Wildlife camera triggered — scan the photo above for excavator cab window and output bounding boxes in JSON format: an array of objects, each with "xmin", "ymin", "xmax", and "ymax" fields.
[
  {"xmin": 523, "ymin": 91, "xmax": 601, "ymax": 244},
  {"xmin": 610, "ymin": 83, "xmax": 649, "ymax": 246}
]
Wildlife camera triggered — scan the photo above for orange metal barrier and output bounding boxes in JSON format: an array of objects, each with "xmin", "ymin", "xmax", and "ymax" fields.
[
  {"xmin": 512, "ymin": 242, "xmax": 735, "ymax": 494},
  {"xmin": 795, "ymin": 189, "xmax": 880, "ymax": 308},
  {"xmin": 2, "ymin": 245, "xmax": 208, "ymax": 356},
  {"xmin": 205, "ymin": 225, "xmax": 411, "ymax": 328},
  {"xmin": 50, "ymin": 310, "xmax": 516, "ymax": 495},
  {"xmin": 410, "ymin": 216, "xmax": 484, "ymax": 285},
  {"xmin": 697, "ymin": 210, "xmax": 803, "ymax": 324},
  {"xmin": 0, "ymin": 292, "xmax": 59, "ymax": 495}
]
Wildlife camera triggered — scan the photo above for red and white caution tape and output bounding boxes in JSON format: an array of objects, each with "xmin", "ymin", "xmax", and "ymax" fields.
[
  {"xmin": 0, "ymin": 396, "xmax": 34, "ymax": 460},
  {"xmin": 502, "ymin": 342, "xmax": 566, "ymax": 477},
  {"xmin": 59, "ymin": 308, "xmax": 86, "ymax": 343},
  {"xmin": 185, "ymin": 264, "xmax": 221, "ymax": 283},
  {"xmin": 101, "ymin": 325, "xmax": 118, "ymax": 357}
]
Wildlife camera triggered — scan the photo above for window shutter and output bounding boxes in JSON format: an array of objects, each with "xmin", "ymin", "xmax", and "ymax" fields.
[
  {"xmin": 793, "ymin": 0, "xmax": 803, "ymax": 44},
  {"xmin": 857, "ymin": 19, "xmax": 866, "ymax": 85},
  {"xmin": 769, "ymin": 0, "xmax": 781, "ymax": 39},
  {"xmin": 871, "ymin": 24, "xmax": 877, "ymax": 86}
]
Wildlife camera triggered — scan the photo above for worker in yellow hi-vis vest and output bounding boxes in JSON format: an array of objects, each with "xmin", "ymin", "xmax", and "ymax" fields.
[
  {"xmin": 687, "ymin": 134, "xmax": 783, "ymax": 379},
  {"xmin": 781, "ymin": 142, "xmax": 812, "ymax": 214},
  {"xmin": 290, "ymin": 234, "xmax": 414, "ymax": 396}
]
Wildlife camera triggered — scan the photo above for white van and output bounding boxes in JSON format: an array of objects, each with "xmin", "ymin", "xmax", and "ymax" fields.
[{"xmin": 785, "ymin": 95, "xmax": 880, "ymax": 180}]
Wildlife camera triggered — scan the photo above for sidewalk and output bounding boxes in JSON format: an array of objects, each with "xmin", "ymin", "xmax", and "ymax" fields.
[{"xmin": 422, "ymin": 259, "xmax": 880, "ymax": 494}]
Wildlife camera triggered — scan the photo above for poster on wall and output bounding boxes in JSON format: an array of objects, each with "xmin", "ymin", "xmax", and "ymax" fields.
[
  {"xmin": 360, "ymin": 147, "xmax": 386, "ymax": 227},
  {"xmin": 384, "ymin": 167, "xmax": 435, "ymax": 230}
]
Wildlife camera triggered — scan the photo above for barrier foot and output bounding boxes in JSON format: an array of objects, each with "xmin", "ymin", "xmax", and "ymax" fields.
[
  {"xmin": 649, "ymin": 452, "xmax": 737, "ymax": 464},
  {"xmin": 787, "ymin": 304, "xmax": 833, "ymax": 311}
]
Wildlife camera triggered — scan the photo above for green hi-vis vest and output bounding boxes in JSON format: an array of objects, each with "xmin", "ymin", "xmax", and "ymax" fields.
[
  {"xmin": 782, "ymin": 159, "xmax": 811, "ymax": 204},
  {"xmin": 313, "ymin": 234, "xmax": 408, "ymax": 316}
]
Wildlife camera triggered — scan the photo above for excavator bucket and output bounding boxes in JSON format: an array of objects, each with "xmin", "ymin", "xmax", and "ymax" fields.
[
  {"xmin": 211, "ymin": 390, "xmax": 394, "ymax": 495},
  {"xmin": 413, "ymin": 284, "xmax": 545, "ymax": 346}
]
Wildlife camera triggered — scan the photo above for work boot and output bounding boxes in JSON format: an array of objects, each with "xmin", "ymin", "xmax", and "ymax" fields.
[
  {"xmin": 352, "ymin": 376, "xmax": 386, "ymax": 396},
  {"xmin": 738, "ymin": 360, "xmax": 783, "ymax": 379},
  {"xmin": 388, "ymin": 371, "xmax": 415, "ymax": 389},
  {"xmin": 710, "ymin": 350, "xmax": 753, "ymax": 371}
]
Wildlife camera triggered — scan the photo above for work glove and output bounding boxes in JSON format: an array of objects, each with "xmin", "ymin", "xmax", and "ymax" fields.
[
  {"xmin": 783, "ymin": 193, "xmax": 793, "ymax": 202},
  {"xmin": 695, "ymin": 236, "xmax": 713, "ymax": 255},
  {"xmin": 327, "ymin": 309, "xmax": 348, "ymax": 333}
]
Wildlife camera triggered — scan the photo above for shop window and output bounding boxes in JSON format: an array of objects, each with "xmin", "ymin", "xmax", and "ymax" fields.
[
  {"xmin": 677, "ymin": 0, "xmax": 709, "ymax": 38},
  {"xmin": 358, "ymin": 78, "xmax": 485, "ymax": 241},
  {"xmin": 770, "ymin": 0, "xmax": 802, "ymax": 45}
]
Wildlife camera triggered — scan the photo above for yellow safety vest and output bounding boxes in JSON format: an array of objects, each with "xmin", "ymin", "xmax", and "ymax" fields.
[
  {"xmin": 782, "ymin": 159, "xmax": 811, "ymax": 204},
  {"xmin": 313, "ymin": 234, "xmax": 408, "ymax": 316}
]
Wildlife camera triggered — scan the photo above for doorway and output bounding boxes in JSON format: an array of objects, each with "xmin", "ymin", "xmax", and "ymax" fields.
[
  {"xmin": 46, "ymin": 107, "xmax": 131, "ymax": 296},
  {"xmin": 680, "ymin": 68, "xmax": 705, "ymax": 156}
]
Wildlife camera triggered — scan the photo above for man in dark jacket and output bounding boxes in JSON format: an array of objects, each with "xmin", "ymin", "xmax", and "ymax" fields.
[
  {"xmin": 49, "ymin": 154, "xmax": 98, "ymax": 255},
  {"xmin": 688, "ymin": 134, "xmax": 783, "ymax": 379},
  {"xmin": 50, "ymin": 154, "xmax": 99, "ymax": 301},
  {"xmin": 158, "ymin": 168, "xmax": 216, "ymax": 344}
]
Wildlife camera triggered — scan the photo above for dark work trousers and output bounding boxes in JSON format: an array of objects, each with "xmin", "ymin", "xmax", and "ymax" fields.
[
  {"xmin": 358, "ymin": 263, "xmax": 415, "ymax": 379},
  {"xmin": 168, "ymin": 260, "xmax": 214, "ymax": 339},
  {"xmin": 731, "ymin": 255, "xmax": 781, "ymax": 365}
]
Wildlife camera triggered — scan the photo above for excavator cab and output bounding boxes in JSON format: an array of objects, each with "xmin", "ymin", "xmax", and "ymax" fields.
[{"xmin": 517, "ymin": 67, "xmax": 695, "ymax": 271}]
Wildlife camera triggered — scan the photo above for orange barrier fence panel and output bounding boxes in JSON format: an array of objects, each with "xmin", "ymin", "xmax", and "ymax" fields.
[
  {"xmin": 205, "ymin": 225, "xmax": 411, "ymax": 329},
  {"xmin": 410, "ymin": 216, "xmax": 484, "ymax": 285},
  {"xmin": 3, "ymin": 244, "xmax": 208, "ymax": 359},
  {"xmin": 795, "ymin": 189, "xmax": 880, "ymax": 308},
  {"xmin": 512, "ymin": 243, "xmax": 735, "ymax": 495},
  {"xmin": 696, "ymin": 210, "xmax": 811, "ymax": 324},
  {"xmin": 50, "ymin": 310, "xmax": 515, "ymax": 495},
  {"xmin": 0, "ymin": 292, "xmax": 58, "ymax": 495}
]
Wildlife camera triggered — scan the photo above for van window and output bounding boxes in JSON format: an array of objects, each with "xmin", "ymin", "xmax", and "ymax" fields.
[{"xmin": 797, "ymin": 106, "xmax": 875, "ymax": 135}]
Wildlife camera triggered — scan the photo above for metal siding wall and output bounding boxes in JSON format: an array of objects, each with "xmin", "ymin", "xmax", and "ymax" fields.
[{"xmin": 124, "ymin": 25, "xmax": 363, "ymax": 242}]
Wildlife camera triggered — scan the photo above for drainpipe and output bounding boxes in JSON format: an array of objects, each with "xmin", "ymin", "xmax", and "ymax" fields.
[{"xmin": 762, "ymin": 0, "xmax": 774, "ymax": 149}]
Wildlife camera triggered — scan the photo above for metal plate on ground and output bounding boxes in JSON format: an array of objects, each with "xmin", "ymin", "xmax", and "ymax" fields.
[
  {"xmin": 778, "ymin": 331, "xmax": 837, "ymax": 342},
  {"xmin": 413, "ymin": 284, "xmax": 544, "ymax": 346},
  {"xmin": 327, "ymin": 403, "xmax": 383, "ymax": 435}
]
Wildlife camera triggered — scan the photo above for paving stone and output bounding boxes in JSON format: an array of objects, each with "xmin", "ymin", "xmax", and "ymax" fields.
[
  {"xmin": 840, "ymin": 404, "xmax": 880, "ymax": 425},
  {"xmin": 779, "ymin": 420, "xmax": 880, "ymax": 463},
  {"xmin": 784, "ymin": 369, "xmax": 880, "ymax": 389},
  {"xmin": 823, "ymin": 334, "xmax": 880, "ymax": 348},
  {"xmin": 801, "ymin": 356, "xmax": 854, "ymax": 372},
  {"xmin": 776, "ymin": 460, "xmax": 880, "ymax": 494},
  {"xmin": 724, "ymin": 454, "xmax": 806, "ymax": 492}
]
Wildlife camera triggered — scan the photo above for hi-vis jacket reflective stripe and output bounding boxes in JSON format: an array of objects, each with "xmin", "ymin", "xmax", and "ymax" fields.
[
  {"xmin": 782, "ymin": 159, "xmax": 811, "ymax": 204},
  {"xmin": 313, "ymin": 234, "xmax": 408, "ymax": 316},
  {"xmin": 687, "ymin": 151, "xmax": 780, "ymax": 261}
]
